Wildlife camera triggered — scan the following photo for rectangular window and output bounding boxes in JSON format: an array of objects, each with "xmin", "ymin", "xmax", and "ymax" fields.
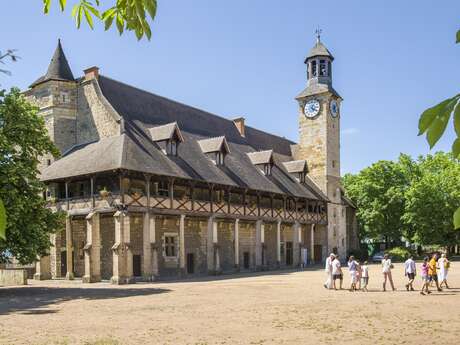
[
  {"xmin": 164, "ymin": 235, "xmax": 177, "ymax": 257},
  {"xmin": 263, "ymin": 163, "xmax": 272, "ymax": 176},
  {"xmin": 319, "ymin": 60, "xmax": 327, "ymax": 76},
  {"xmin": 166, "ymin": 140, "xmax": 177, "ymax": 156},
  {"xmin": 299, "ymin": 172, "xmax": 306, "ymax": 183},
  {"xmin": 311, "ymin": 60, "xmax": 317, "ymax": 77},
  {"xmin": 153, "ymin": 181, "xmax": 169, "ymax": 197}
]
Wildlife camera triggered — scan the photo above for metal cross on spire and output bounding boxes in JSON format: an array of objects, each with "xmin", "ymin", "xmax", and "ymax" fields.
[{"xmin": 315, "ymin": 28, "xmax": 322, "ymax": 43}]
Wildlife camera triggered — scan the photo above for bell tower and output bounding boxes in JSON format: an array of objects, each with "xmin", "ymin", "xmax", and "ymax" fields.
[{"xmin": 295, "ymin": 31, "xmax": 347, "ymax": 257}]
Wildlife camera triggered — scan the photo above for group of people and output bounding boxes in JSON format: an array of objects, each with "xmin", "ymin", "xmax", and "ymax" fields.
[{"xmin": 324, "ymin": 252, "xmax": 451, "ymax": 294}]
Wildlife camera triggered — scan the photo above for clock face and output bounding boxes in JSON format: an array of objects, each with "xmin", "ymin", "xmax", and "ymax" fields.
[
  {"xmin": 304, "ymin": 99, "xmax": 320, "ymax": 118},
  {"xmin": 330, "ymin": 100, "xmax": 339, "ymax": 118}
]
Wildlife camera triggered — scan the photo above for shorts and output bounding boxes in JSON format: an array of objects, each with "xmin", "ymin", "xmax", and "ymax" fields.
[
  {"xmin": 430, "ymin": 274, "xmax": 438, "ymax": 282},
  {"xmin": 422, "ymin": 275, "xmax": 431, "ymax": 282},
  {"xmin": 350, "ymin": 271, "xmax": 357, "ymax": 284},
  {"xmin": 361, "ymin": 277, "xmax": 369, "ymax": 285},
  {"xmin": 407, "ymin": 273, "xmax": 415, "ymax": 280},
  {"xmin": 333, "ymin": 274, "xmax": 343, "ymax": 280}
]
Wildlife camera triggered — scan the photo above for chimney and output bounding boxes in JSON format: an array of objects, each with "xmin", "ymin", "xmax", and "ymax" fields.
[
  {"xmin": 233, "ymin": 117, "xmax": 245, "ymax": 137},
  {"xmin": 84, "ymin": 66, "xmax": 99, "ymax": 81}
]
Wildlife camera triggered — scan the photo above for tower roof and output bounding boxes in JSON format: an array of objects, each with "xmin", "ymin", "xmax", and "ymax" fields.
[
  {"xmin": 305, "ymin": 40, "xmax": 334, "ymax": 62},
  {"xmin": 30, "ymin": 39, "xmax": 75, "ymax": 87}
]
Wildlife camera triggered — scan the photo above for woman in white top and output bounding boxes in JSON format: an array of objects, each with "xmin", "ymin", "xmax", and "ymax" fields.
[
  {"xmin": 382, "ymin": 254, "xmax": 395, "ymax": 291},
  {"xmin": 438, "ymin": 254, "xmax": 450, "ymax": 289}
]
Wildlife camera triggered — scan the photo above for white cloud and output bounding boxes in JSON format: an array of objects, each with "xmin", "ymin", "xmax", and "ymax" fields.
[{"xmin": 342, "ymin": 128, "xmax": 360, "ymax": 135}]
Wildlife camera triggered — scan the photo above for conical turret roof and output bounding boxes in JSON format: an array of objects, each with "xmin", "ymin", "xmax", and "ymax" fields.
[
  {"xmin": 30, "ymin": 39, "xmax": 75, "ymax": 87},
  {"xmin": 305, "ymin": 40, "xmax": 334, "ymax": 62}
]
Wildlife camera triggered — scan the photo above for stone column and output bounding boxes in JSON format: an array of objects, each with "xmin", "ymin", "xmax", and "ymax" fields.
[
  {"xmin": 150, "ymin": 215, "xmax": 159, "ymax": 277},
  {"xmin": 214, "ymin": 220, "xmax": 220, "ymax": 273},
  {"xmin": 234, "ymin": 219, "xmax": 239, "ymax": 270},
  {"xmin": 255, "ymin": 220, "xmax": 263, "ymax": 269},
  {"xmin": 293, "ymin": 222, "xmax": 301, "ymax": 267},
  {"xmin": 310, "ymin": 224, "xmax": 315, "ymax": 264},
  {"xmin": 142, "ymin": 211, "xmax": 153, "ymax": 281},
  {"xmin": 65, "ymin": 215, "xmax": 74, "ymax": 280},
  {"xmin": 206, "ymin": 216, "xmax": 215, "ymax": 274},
  {"xmin": 276, "ymin": 220, "xmax": 281, "ymax": 266},
  {"xmin": 34, "ymin": 256, "xmax": 51, "ymax": 280},
  {"xmin": 179, "ymin": 214, "xmax": 186, "ymax": 274},
  {"xmin": 83, "ymin": 212, "xmax": 101, "ymax": 283},
  {"xmin": 111, "ymin": 211, "xmax": 133, "ymax": 284},
  {"xmin": 50, "ymin": 231, "xmax": 62, "ymax": 278}
]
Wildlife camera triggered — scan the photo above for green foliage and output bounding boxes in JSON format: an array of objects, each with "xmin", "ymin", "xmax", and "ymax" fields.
[
  {"xmin": 0, "ymin": 88, "xmax": 63, "ymax": 264},
  {"xmin": 457, "ymin": 29, "xmax": 460, "ymax": 44},
  {"xmin": 0, "ymin": 199, "xmax": 5, "ymax": 240},
  {"xmin": 454, "ymin": 207, "xmax": 460, "ymax": 230},
  {"xmin": 343, "ymin": 152, "xmax": 460, "ymax": 248},
  {"xmin": 387, "ymin": 247, "xmax": 413, "ymax": 262},
  {"xmin": 42, "ymin": 0, "xmax": 157, "ymax": 40},
  {"xmin": 347, "ymin": 247, "xmax": 369, "ymax": 262}
]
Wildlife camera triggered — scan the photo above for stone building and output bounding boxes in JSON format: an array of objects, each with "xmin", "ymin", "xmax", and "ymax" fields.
[{"xmin": 30, "ymin": 36, "xmax": 358, "ymax": 283}]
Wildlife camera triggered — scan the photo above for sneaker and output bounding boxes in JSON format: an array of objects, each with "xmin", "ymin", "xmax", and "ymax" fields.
[
  {"xmin": 427, "ymin": 291, "xmax": 432, "ymax": 294},
  {"xmin": 437, "ymin": 288, "xmax": 442, "ymax": 292},
  {"xmin": 323, "ymin": 284, "xmax": 328, "ymax": 289},
  {"xmin": 410, "ymin": 287, "xmax": 415, "ymax": 291},
  {"xmin": 405, "ymin": 284, "xmax": 409, "ymax": 291},
  {"xmin": 420, "ymin": 291, "xmax": 425, "ymax": 295}
]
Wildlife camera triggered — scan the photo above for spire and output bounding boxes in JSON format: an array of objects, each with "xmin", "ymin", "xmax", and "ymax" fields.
[
  {"xmin": 44, "ymin": 39, "xmax": 75, "ymax": 82},
  {"xmin": 305, "ymin": 31, "xmax": 334, "ymax": 62}
]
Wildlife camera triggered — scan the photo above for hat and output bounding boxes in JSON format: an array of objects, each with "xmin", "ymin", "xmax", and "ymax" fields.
[{"xmin": 329, "ymin": 253, "xmax": 335, "ymax": 257}]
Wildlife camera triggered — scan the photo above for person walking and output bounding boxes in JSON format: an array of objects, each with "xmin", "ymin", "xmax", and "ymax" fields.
[
  {"xmin": 361, "ymin": 261, "xmax": 369, "ymax": 292},
  {"xmin": 404, "ymin": 255, "xmax": 416, "ymax": 291},
  {"xmin": 348, "ymin": 255, "xmax": 358, "ymax": 292},
  {"xmin": 382, "ymin": 253, "xmax": 395, "ymax": 291},
  {"xmin": 438, "ymin": 253, "xmax": 450, "ymax": 289},
  {"xmin": 420, "ymin": 257, "xmax": 431, "ymax": 295},
  {"xmin": 428, "ymin": 253, "xmax": 442, "ymax": 292},
  {"xmin": 332, "ymin": 254, "xmax": 343, "ymax": 290},
  {"xmin": 324, "ymin": 253, "xmax": 335, "ymax": 289}
]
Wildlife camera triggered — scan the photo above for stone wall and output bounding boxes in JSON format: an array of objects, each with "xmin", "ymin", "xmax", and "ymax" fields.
[
  {"xmin": 280, "ymin": 224, "xmax": 294, "ymax": 267},
  {"xmin": 72, "ymin": 218, "xmax": 86, "ymax": 277},
  {"xmin": 264, "ymin": 223, "xmax": 277, "ymax": 268},
  {"xmin": 0, "ymin": 269, "xmax": 28, "ymax": 286},
  {"xmin": 239, "ymin": 221, "xmax": 256, "ymax": 270},
  {"xmin": 76, "ymin": 80, "xmax": 120, "ymax": 144},
  {"xmin": 130, "ymin": 214, "xmax": 144, "ymax": 276},
  {"xmin": 218, "ymin": 220, "xmax": 234, "ymax": 272},
  {"xmin": 156, "ymin": 216, "xmax": 180, "ymax": 277},
  {"xmin": 100, "ymin": 215, "xmax": 115, "ymax": 280},
  {"xmin": 184, "ymin": 218, "xmax": 207, "ymax": 275},
  {"xmin": 50, "ymin": 230, "xmax": 63, "ymax": 278}
]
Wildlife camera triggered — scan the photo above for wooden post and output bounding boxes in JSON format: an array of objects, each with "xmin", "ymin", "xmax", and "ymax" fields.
[{"xmin": 90, "ymin": 176, "xmax": 95, "ymax": 208}]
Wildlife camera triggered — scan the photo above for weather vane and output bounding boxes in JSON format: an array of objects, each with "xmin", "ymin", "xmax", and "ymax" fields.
[{"xmin": 315, "ymin": 28, "xmax": 322, "ymax": 43}]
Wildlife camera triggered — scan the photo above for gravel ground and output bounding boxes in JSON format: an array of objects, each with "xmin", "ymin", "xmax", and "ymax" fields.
[{"xmin": 0, "ymin": 262, "xmax": 459, "ymax": 345}]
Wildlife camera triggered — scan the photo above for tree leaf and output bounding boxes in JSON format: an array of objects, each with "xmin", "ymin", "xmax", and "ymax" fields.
[
  {"xmin": 454, "ymin": 100, "xmax": 460, "ymax": 137},
  {"xmin": 116, "ymin": 14, "xmax": 124, "ymax": 35},
  {"xmin": 43, "ymin": 0, "xmax": 51, "ymax": 14},
  {"xmin": 453, "ymin": 138, "xmax": 460, "ymax": 159},
  {"xmin": 104, "ymin": 15, "xmax": 115, "ymax": 31},
  {"xmin": 77, "ymin": 5, "xmax": 83, "ymax": 29},
  {"xmin": 83, "ymin": 7, "xmax": 94, "ymax": 29},
  {"xmin": 145, "ymin": 0, "xmax": 157, "ymax": 19},
  {"xmin": 454, "ymin": 207, "xmax": 460, "ymax": 230},
  {"xmin": 59, "ymin": 0, "xmax": 67, "ymax": 11},
  {"xmin": 425, "ymin": 97, "xmax": 458, "ymax": 148},
  {"xmin": 418, "ymin": 98, "xmax": 454, "ymax": 135},
  {"xmin": 457, "ymin": 29, "xmax": 460, "ymax": 44},
  {"xmin": 84, "ymin": 2, "xmax": 101, "ymax": 18},
  {"xmin": 71, "ymin": 3, "xmax": 79, "ymax": 17},
  {"xmin": 0, "ymin": 199, "xmax": 6, "ymax": 240}
]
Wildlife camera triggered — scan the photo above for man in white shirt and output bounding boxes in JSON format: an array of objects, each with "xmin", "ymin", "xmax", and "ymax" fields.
[
  {"xmin": 331, "ymin": 255, "xmax": 343, "ymax": 290},
  {"xmin": 324, "ymin": 253, "xmax": 335, "ymax": 289},
  {"xmin": 404, "ymin": 255, "xmax": 416, "ymax": 291}
]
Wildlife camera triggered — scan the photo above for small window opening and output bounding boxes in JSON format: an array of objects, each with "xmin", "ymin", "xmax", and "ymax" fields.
[
  {"xmin": 263, "ymin": 163, "xmax": 272, "ymax": 176},
  {"xmin": 319, "ymin": 60, "xmax": 327, "ymax": 76},
  {"xmin": 164, "ymin": 236, "xmax": 177, "ymax": 257},
  {"xmin": 311, "ymin": 60, "xmax": 317, "ymax": 77},
  {"xmin": 166, "ymin": 140, "xmax": 177, "ymax": 156}
]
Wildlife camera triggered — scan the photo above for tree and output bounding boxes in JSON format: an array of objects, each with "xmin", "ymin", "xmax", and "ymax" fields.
[
  {"xmin": 0, "ymin": 88, "xmax": 63, "ymax": 264},
  {"xmin": 342, "ymin": 157, "xmax": 410, "ymax": 247},
  {"xmin": 418, "ymin": 29, "xmax": 460, "ymax": 229},
  {"xmin": 43, "ymin": 0, "xmax": 157, "ymax": 40},
  {"xmin": 403, "ymin": 153, "xmax": 460, "ymax": 247}
]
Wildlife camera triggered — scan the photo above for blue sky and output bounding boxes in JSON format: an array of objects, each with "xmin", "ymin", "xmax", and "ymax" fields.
[{"xmin": 1, "ymin": 1, "xmax": 459, "ymax": 174}]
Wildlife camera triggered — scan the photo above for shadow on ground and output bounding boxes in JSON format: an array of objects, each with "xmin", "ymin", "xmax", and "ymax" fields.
[{"xmin": 0, "ymin": 286, "xmax": 170, "ymax": 315}]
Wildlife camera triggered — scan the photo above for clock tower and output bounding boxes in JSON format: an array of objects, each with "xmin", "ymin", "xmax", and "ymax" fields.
[{"xmin": 294, "ymin": 32, "xmax": 350, "ymax": 259}]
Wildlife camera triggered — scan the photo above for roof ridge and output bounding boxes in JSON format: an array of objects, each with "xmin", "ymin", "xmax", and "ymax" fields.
[{"xmin": 99, "ymin": 75, "xmax": 297, "ymax": 147}]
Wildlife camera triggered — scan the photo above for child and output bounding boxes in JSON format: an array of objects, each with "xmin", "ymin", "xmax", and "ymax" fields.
[
  {"xmin": 332, "ymin": 254, "xmax": 343, "ymax": 290},
  {"xmin": 356, "ymin": 261, "xmax": 362, "ymax": 290},
  {"xmin": 420, "ymin": 257, "xmax": 431, "ymax": 295},
  {"xmin": 361, "ymin": 261, "xmax": 369, "ymax": 292},
  {"xmin": 348, "ymin": 256, "xmax": 358, "ymax": 292}
]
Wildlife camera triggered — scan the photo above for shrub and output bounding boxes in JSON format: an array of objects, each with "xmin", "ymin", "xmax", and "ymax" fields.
[
  {"xmin": 387, "ymin": 247, "xmax": 413, "ymax": 262},
  {"xmin": 347, "ymin": 247, "xmax": 369, "ymax": 262}
]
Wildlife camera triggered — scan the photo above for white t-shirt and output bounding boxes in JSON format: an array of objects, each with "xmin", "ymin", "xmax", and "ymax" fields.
[
  {"xmin": 332, "ymin": 259, "xmax": 342, "ymax": 275},
  {"xmin": 348, "ymin": 260, "xmax": 358, "ymax": 272},
  {"xmin": 325, "ymin": 257, "xmax": 333, "ymax": 272},
  {"xmin": 382, "ymin": 258, "xmax": 392, "ymax": 273},
  {"xmin": 404, "ymin": 258, "xmax": 416, "ymax": 274},
  {"xmin": 361, "ymin": 265, "xmax": 369, "ymax": 277}
]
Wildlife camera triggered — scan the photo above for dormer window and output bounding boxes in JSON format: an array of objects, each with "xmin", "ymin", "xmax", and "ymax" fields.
[
  {"xmin": 247, "ymin": 150, "xmax": 274, "ymax": 177},
  {"xmin": 149, "ymin": 122, "xmax": 184, "ymax": 157},
  {"xmin": 283, "ymin": 160, "xmax": 309, "ymax": 184},
  {"xmin": 198, "ymin": 136, "xmax": 230, "ymax": 167}
]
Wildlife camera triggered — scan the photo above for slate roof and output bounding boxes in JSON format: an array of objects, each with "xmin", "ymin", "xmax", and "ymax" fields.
[
  {"xmin": 198, "ymin": 136, "xmax": 230, "ymax": 154},
  {"xmin": 31, "ymin": 40, "xmax": 75, "ymax": 87},
  {"xmin": 149, "ymin": 122, "xmax": 184, "ymax": 142},
  {"xmin": 40, "ymin": 75, "xmax": 328, "ymax": 201},
  {"xmin": 295, "ymin": 83, "xmax": 342, "ymax": 100},
  {"xmin": 306, "ymin": 40, "xmax": 334, "ymax": 61}
]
